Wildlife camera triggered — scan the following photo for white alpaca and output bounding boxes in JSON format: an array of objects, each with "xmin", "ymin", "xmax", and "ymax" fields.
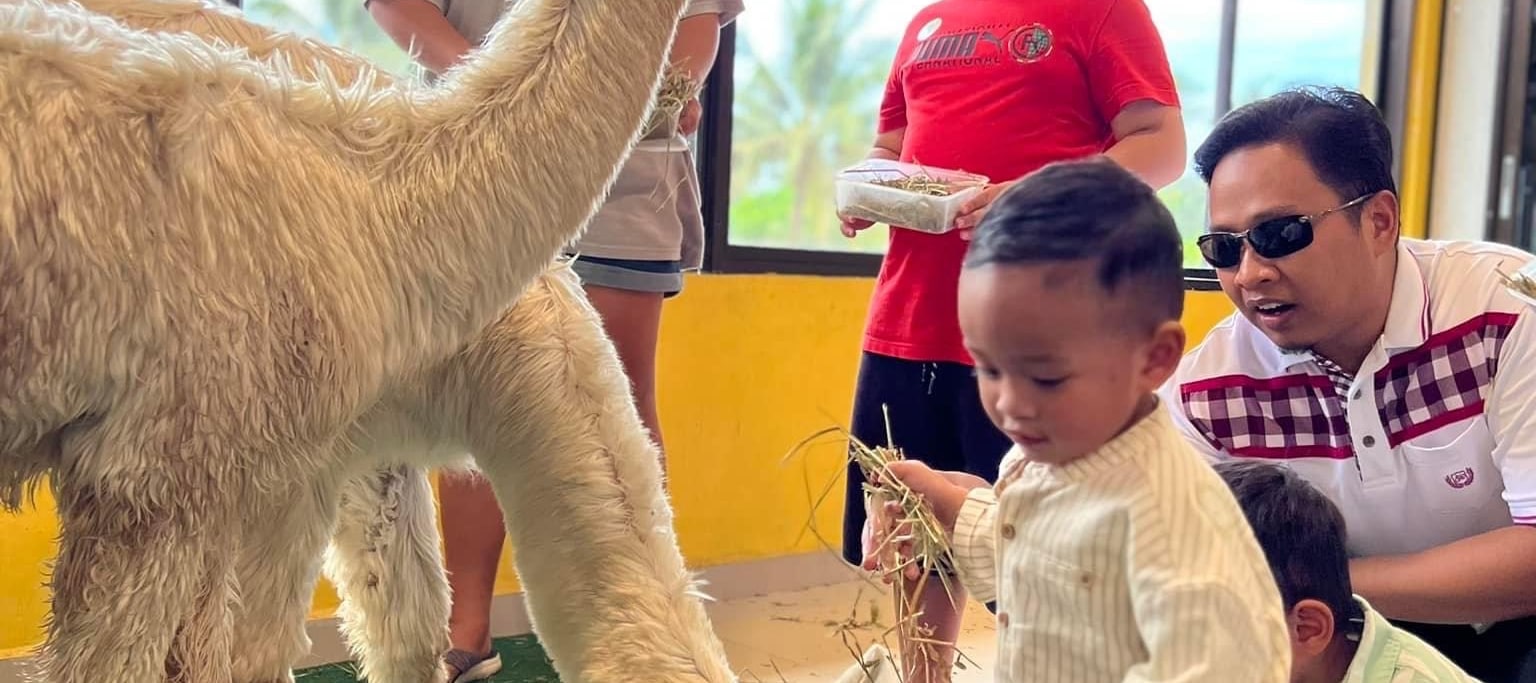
[
  {"xmin": 0, "ymin": 0, "xmax": 699, "ymax": 678},
  {"xmin": 52, "ymin": 3, "xmax": 737, "ymax": 680}
]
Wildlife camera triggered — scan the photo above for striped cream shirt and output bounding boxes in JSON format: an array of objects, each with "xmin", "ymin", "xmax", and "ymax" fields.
[{"xmin": 951, "ymin": 404, "xmax": 1292, "ymax": 682}]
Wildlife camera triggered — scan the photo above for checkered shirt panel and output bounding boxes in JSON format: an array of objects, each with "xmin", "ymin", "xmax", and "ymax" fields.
[
  {"xmin": 1180, "ymin": 375, "xmax": 1352, "ymax": 459},
  {"xmin": 1310, "ymin": 354, "xmax": 1355, "ymax": 399},
  {"xmin": 1376, "ymin": 313, "xmax": 1517, "ymax": 447},
  {"xmin": 1182, "ymin": 312, "xmax": 1518, "ymax": 459}
]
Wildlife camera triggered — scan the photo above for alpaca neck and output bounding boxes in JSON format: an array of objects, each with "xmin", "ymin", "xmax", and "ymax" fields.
[{"xmin": 383, "ymin": 0, "xmax": 686, "ymax": 359}]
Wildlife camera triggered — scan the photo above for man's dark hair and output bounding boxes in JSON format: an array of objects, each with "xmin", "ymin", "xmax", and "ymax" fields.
[
  {"xmin": 964, "ymin": 156, "xmax": 1184, "ymax": 333},
  {"xmin": 1194, "ymin": 86, "xmax": 1396, "ymax": 205},
  {"xmin": 1214, "ymin": 460, "xmax": 1362, "ymax": 638}
]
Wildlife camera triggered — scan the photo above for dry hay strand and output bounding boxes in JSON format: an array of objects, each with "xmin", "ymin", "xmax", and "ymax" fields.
[
  {"xmin": 868, "ymin": 172, "xmax": 954, "ymax": 197},
  {"xmin": 1498, "ymin": 266, "xmax": 1536, "ymax": 300},
  {"xmin": 782, "ymin": 405, "xmax": 981, "ymax": 682}
]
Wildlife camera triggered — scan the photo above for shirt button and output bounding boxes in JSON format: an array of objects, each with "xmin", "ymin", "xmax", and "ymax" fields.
[
  {"xmin": 1001, "ymin": 524, "xmax": 1016, "ymax": 540},
  {"xmin": 998, "ymin": 612, "xmax": 1010, "ymax": 627},
  {"xmin": 1362, "ymin": 436, "xmax": 1376, "ymax": 448},
  {"xmin": 1352, "ymin": 388, "xmax": 1362, "ymax": 400}
]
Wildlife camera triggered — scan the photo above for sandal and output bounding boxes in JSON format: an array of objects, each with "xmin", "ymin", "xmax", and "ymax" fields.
[{"xmin": 442, "ymin": 648, "xmax": 503, "ymax": 683}]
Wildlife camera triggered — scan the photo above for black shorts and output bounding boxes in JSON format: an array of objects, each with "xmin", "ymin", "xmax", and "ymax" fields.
[{"xmin": 840, "ymin": 351, "xmax": 1012, "ymax": 573}]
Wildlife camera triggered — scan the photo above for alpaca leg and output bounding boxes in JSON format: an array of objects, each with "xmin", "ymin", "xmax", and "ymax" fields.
[
  {"xmin": 229, "ymin": 480, "xmax": 343, "ymax": 683},
  {"xmin": 41, "ymin": 473, "xmax": 235, "ymax": 683},
  {"xmin": 323, "ymin": 465, "xmax": 450, "ymax": 683},
  {"xmin": 462, "ymin": 267, "xmax": 733, "ymax": 683}
]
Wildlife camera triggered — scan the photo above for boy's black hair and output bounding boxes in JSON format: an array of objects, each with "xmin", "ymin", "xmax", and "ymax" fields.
[
  {"xmin": 1214, "ymin": 460, "xmax": 1363, "ymax": 638},
  {"xmin": 963, "ymin": 156, "xmax": 1184, "ymax": 333},
  {"xmin": 1194, "ymin": 86, "xmax": 1396, "ymax": 207}
]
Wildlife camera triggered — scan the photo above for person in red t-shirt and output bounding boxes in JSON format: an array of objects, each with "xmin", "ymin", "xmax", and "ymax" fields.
[{"xmin": 839, "ymin": 2, "xmax": 1186, "ymax": 680}]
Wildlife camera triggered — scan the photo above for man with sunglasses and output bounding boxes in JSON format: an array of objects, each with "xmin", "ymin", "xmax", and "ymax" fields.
[{"xmin": 1158, "ymin": 86, "xmax": 1536, "ymax": 683}]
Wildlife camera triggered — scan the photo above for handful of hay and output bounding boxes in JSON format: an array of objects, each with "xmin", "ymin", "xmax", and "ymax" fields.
[
  {"xmin": 784, "ymin": 406, "xmax": 973, "ymax": 682},
  {"xmin": 642, "ymin": 66, "xmax": 702, "ymax": 141},
  {"xmin": 834, "ymin": 160, "xmax": 988, "ymax": 235}
]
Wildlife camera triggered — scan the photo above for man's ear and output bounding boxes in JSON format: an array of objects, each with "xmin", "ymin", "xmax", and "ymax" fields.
[
  {"xmin": 1141, "ymin": 320, "xmax": 1186, "ymax": 389},
  {"xmin": 1290, "ymin": 599, "xmax": 1337, "ymax": 657},
  {"xmin": 1363, "ymin": 190, "xmax": 1400, "ymax": 255}
]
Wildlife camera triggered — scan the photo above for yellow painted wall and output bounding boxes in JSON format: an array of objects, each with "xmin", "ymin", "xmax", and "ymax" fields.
[{"xmin": 0, "ymin": 275, "xmax": 1238, "ymax": 659}]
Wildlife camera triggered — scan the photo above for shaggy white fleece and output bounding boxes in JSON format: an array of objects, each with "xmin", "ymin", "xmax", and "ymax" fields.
[{"xmin": 0, "ymin": 0, "xmax": 713, "ymax": 678}]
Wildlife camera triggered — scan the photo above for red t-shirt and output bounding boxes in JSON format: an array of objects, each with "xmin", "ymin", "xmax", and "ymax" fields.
[{"xmin": 862, "ymin": 0, "xmax": 1180, "ymax": 366}]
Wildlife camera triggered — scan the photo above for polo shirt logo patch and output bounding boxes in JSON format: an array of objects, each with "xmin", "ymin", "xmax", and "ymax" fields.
[
  {"xmin": 1445, "ymin": 467, "xmax": 1475, "ymax": 489},
  {"xmin": 1375, "ymin": 312, "xmax": 1517, "ymax": 447}
]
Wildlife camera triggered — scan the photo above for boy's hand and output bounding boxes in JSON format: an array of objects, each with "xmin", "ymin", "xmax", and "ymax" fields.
[
  {"xmin": 859, "ymin": 462, "xmax": 990, "ymax": 581},
  {"xmin": 951, "ymin": 181, "xmax": 1015, "ymax": 240}
]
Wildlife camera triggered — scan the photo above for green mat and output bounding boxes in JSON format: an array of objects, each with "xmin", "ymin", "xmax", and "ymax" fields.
[{"xmin": 294, "ymin": 635, "xmax": 560, "ymax": 682}]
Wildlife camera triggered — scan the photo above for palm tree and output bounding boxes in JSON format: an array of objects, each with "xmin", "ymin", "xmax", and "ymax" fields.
[{"xmin": 728, "ymin": 0, "xmax": 898, "ymax": 252}]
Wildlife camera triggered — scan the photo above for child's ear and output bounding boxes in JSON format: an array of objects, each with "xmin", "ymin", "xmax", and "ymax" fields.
[
  {"xmin": 1139, "ymin": 320, "xmax": 1186, "ymax": 388},
  {"xmin": 1289, "ymin": 599, "xmax": 1336, "ymax": 657}
]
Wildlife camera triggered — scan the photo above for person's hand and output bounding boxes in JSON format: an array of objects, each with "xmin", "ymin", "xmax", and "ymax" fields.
[
  {"xmin": 678, "ymin": 97, "xmax": 702, "ymax": 136},
  {"xmin": 858, "ymin": 461, "xmax": 989, "ymax": 581},
  {"xmin": 950, "ymin": 181, "xmax": 1014, "ymax": 241},
  {"xmin": 839, "ymin": 214, "xmax": 876, "ymax": 238}
]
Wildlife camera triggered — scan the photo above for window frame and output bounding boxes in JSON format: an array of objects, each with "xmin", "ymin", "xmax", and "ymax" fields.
[{"xmin": 698, "ymin": 0, "xmax": 1414, "ymax": 287}]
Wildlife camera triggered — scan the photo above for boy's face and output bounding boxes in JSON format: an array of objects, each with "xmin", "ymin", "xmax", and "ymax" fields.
[{"xmin": 958, "ymin": 261, "xmax": 1184, "ymax": 465}]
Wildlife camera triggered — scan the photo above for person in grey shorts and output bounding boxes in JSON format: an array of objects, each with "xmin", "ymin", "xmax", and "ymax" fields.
[{"xmin": 367, "ymin": 0, "xmax": 741, "ymax": 680}]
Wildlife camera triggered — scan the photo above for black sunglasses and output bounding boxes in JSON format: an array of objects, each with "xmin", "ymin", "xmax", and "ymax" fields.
[{"xmin": 1197, "ymin": 193, "xmax": 1374, "ymax": 269}]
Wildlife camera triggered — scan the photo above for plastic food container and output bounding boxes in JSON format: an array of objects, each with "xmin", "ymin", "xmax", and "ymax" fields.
[{"xmin": 835, "ymin": 159, "xmax": 989, "ymax": 234}]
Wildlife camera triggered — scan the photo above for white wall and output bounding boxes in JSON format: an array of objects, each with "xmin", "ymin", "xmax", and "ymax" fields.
[{"xmin": 1428, "ymin": 0, "xmax": 1506, "ymax": 241}]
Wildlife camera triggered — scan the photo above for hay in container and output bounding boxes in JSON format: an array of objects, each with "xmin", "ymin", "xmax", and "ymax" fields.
[
  {"xmin": 834, "ymin": 160, "xmax": 989, "ymax": 235},
  {"xmin": 642, "ymin": 66, "xmax": 702, "ymax": 141},
  {"xmin": 783, "ymin": 405, "xmax": 978, "ymax": 682}
]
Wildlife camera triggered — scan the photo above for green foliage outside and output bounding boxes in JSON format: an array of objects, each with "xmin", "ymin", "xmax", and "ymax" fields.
[
  {"xmin": 242, "ymin": 0, "xmax": 1369, "ymax": 269},
  {"xmin": 724, "ymin": 0, "xmax": 1369, "ymax": 268}
]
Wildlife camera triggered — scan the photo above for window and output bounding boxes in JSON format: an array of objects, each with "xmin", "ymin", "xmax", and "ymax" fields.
[
  {"xmin": 707, "ymin": 0, "xmax": 1389, "ymax": 277},
  {"xmin": 231, "ymin": 0, "xmax": 1393, "ymax": 280},
  {"xmin": 238, "ymin": 0, "xmax": 414, "ymax": 76}
]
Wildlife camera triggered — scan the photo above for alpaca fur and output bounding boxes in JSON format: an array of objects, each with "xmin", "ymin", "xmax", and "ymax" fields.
[
  {"xmin": 59, "ymin": 3, "xmax": 735, "ymax": 680},
  {"xmin": 0, "ymin": 0, "xmax": 704, "ymax": 678}
]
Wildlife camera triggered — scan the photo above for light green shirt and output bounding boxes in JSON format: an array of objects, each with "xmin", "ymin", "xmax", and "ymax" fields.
[{"xmin": 1343, "ymin": 597, "xmax": 1482, "ymax": 683}]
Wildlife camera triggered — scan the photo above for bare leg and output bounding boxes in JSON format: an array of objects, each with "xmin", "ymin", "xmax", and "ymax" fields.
[
  {"xmin": 895, "ymin": 575, "xmax": 966, "ymax": 683},
  {"xmin": 438, "ymin": 469, "xmax": 506, "ymax": 658},
  {"xmin": 582, "ymin": 284, "xmax": 666, "ymax": 472}
]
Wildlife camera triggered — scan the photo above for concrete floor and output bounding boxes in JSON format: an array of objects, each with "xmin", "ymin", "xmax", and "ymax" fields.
[
  {"xmin": 292, "ymin": 578, "xmax": 998, "ymax": 682},
  {"xmin": 708, "ymin": 580, "xmax": 997, "ymax": 682}
]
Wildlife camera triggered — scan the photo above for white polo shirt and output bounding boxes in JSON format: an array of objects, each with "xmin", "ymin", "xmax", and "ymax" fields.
[{"xmin": 1159, "ymin": 238, "xmax": 1536, "ymax": 557}]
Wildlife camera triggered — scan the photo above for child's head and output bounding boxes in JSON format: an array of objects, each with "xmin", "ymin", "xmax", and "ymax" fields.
[
  {"xmin": 1215, "ymin": 460, "xmax": 1364, "ymax": 683},
  {"xmin": 958, "ymin": 157, "xmax": 1186, "ymax": 464}
]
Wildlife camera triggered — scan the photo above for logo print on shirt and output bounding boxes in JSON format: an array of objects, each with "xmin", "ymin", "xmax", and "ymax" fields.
[
  {"xmin": 1006, "ymin": 24, "xmax": 1053, "ymax": 63},
  {"xmin": 908, "ymin": 22, "xmax": 1054, "ymax": 67},
  {"xmin": 1445, "ymin": 467, "xmax": 1475, "ymax": 489}
]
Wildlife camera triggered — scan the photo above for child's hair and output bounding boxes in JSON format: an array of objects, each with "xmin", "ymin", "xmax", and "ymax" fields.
[
  {"xmin": 1214, "ymin": 460, "xmax": 1364, "ymax": 638},
  {"xmin": 963, "ymin": 157, "xmax": 1184, "ymax": 334}
]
